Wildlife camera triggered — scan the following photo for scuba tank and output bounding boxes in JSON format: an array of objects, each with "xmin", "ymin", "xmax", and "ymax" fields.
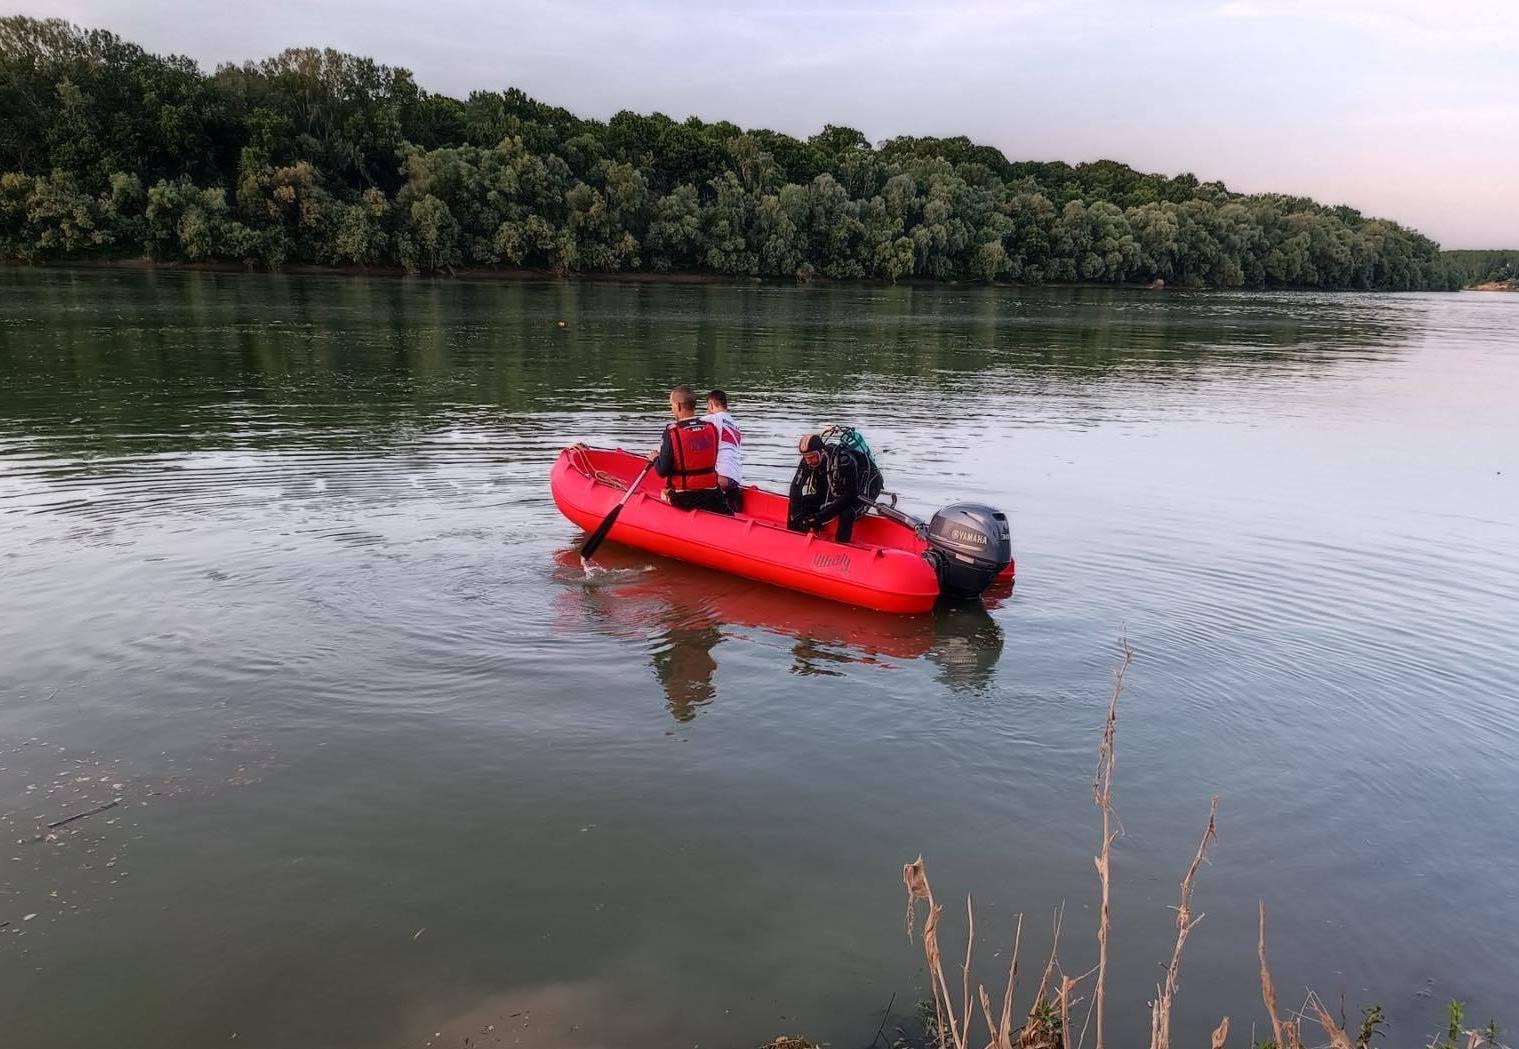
[{"xmin": 819, "ymin": 425, "xmax": 884, "ymax": 501}]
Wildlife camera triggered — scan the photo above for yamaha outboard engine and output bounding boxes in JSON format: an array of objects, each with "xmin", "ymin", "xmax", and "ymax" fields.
[{"xmin": 925, "ymin": 503, "xmax": 1012, "ymax": 599}]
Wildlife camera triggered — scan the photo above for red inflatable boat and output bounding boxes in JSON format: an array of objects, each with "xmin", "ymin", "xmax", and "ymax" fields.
[{"xmin": 550, "ymin": 446, "xmax": 1014, "ymax": 614}]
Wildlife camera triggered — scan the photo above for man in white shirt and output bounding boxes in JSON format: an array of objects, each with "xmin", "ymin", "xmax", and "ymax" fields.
[{"xmin": 703, "ymin": 389, "xmax": 743, "ymax": 509}]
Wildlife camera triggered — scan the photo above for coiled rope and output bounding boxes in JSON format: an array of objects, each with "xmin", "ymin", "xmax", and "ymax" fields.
[{"xmin": 568, "ymin": 445, "xmax": 634, "ymax": 492}]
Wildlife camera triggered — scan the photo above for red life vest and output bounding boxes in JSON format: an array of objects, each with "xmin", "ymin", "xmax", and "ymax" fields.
[{"xmin": 665, "ymin": 418, "xmax": 719, "ymax": 492}]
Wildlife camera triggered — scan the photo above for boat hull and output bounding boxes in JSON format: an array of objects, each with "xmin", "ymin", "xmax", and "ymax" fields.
[{"xmin": 551, "ymin": 446, "xmax": 946, "ymax": 614}]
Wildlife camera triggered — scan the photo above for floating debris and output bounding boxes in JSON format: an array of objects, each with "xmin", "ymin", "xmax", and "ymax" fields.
[{"xmin": 46, "ymin": 798, "xmax": 120, "ymax": 830}]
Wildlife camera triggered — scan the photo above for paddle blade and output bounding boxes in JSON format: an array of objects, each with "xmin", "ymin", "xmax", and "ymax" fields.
[{"xmin": 579, "ymin": 503, "xmax": 623, "ymax": 560}]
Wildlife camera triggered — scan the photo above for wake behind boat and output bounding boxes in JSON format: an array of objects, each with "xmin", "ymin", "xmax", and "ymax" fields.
[{"xmin": 552, "ymin": 445, "xmax": 1014, "ymax": 614}]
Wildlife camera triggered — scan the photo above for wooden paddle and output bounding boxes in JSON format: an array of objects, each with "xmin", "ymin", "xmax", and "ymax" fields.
[{"xmin": 580, "ymin": 458, "xmax": 655, "ymax": 560}]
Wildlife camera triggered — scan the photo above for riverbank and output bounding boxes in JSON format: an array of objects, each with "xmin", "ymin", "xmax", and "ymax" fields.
[
  {"xmin": 1, "ymin": 257, "xmax": 1460, "ymax": 294},
  {"xmin": 1470, "ymin": 281, "xmax": 1518, "ymax": 292},
  {"xmin": 3, "ymin": 255, "xmax": 1187, "ymax": 291}
]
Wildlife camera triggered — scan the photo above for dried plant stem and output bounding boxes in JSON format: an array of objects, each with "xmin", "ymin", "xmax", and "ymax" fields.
[
  {"xmin": 1257, "ymin": 902, "xmax": 1282, "ymax": 1048},
  {"xmin": 1257, "ymin": 902, "xmax": 1303, "ymax": 1049},
  {"xmin": 1309, "ymin": 992, "xmax": 1355, "ymax": 1049},
  {"xmin": 903, "ymin": 856, "xmax": 967, "ymax": 1049},
  {"xmin": 1091, "ymin": 635, "xmax": 1132, "ymax": 1049},
  {"xmin": 1059, "ymin": 974, "xmax": 1078, "ymax": 1049},
  {"xmin": 980, "ymin": 984, "xmax": 997, "ymax": 1047},
  {"xmin": 1149, "ymin": 796, "xmax": 1220, "ymax": 1049},
  {"xmin": 928, "ymin": 902, "xmax": 963, "ymax": 1049},
  {"xmin": 906, "ymin": 859, "xmax": 1070, "ymax": 1049},
  {"xmin": 962, "ymin": 893, "xmax": 975, "ymax": 1048},
  {"xmin": 1032, "ymin": 904, "xmax": 1064, "ymax": 1017},
  {"xmin": 993, "ymin": 913, "xmax": 1024, "ymax": 1048},
  {"xmin": 1015, "ymin": 906, "xmax": 1071, "ymax": 1048}
]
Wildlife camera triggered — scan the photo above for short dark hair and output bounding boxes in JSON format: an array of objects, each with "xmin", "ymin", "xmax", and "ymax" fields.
[
  {"xmin": 705, "ymin": 389, "xmax": 728, "ymax": 408},
  {"xmin": 670, "ymin": 385, "xmax": 698, "ymax": 411}
]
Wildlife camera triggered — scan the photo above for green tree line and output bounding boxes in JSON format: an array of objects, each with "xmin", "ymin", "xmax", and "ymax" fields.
[
  {"xmin": 1440, "ymin": 250, "xmax": 1519, "ymax": 287},
  {"xmin": 0, "ymin": 17, "xmax": 1473, "ymax": 290}
]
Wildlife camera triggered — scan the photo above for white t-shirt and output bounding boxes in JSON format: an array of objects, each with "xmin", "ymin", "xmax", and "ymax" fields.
[{"xmin": 701, "ymin": 410, "xmax": 743, "ymax": 484}]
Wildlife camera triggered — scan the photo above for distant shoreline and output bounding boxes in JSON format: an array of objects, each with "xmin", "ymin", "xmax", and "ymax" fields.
[
  {"xmin": 2, "ymin": 256, "xmax": 1173, "ymax": 290},
  {"xmin": 0, "ymin": 258, "xmax": 1455, "ymax": 294},
  {"xmin": 1469, "ymin": 280, "xmax": 1519, "ymax": 292}
]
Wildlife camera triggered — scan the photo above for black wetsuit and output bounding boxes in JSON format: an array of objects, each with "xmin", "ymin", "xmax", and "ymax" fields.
[
  {"xmin": 816, "ymin": 447, "xmax": 863, "ymax": 542},
  {"xmin": 788, "ymin": 448, "xmax": 863, "ymax": 542}
]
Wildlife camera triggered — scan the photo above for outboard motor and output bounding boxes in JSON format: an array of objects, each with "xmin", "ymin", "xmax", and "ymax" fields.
[{"xmin": 925, "ymin": 503, "xmax": 1012, "ymax": 599}]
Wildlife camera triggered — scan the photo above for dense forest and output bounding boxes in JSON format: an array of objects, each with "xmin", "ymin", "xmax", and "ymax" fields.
[
  {"xmin": 0, "ymin": 17, "xmax": 1486, "ymax": 290},
  {"xmin": 1440, "ymin": 250, "xmax": 1519, "ymax": 288}
]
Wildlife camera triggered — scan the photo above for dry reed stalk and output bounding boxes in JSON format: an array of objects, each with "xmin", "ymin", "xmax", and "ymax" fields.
[
  {"xmin": 1058, "ymin": 974, "xmax": 1078, "ymax": 1049},
  {"xmin": 962, "ymin": 893, "xmax": 976, "ymax": 1048},
  {"xmin": 980, "ymin": 912, "xmax": 1024, "ymax": 1049},
  {"xmin": 904, "ymin": 856, "xmax": 966, "ymax": 1049},
  {"xmin": 1257, "ymin": 903, "xmax": 1303, "ymax": 1049},
  {"xmin": 1257, "ymin": 902, "xmax": 1283, "ymax": 1048},
  {"xmin": 1033, "ymin": 905, "xmax": 1062, "ymax": 1007},
  {"xmin": 1309, "ymin": 992, "xmax": 1355, "ymax": 1049},
  {"xmin": 1149, "ymin": 797, "xmax": 1221, "ymax": 1049},
  {"xmin": 927, "ymin": 902, "xmax": 960, "ymax": 1049},
  {"xmin": 1091, "ymin": 635, "xmax": 1133, "ymax": 1049},
  {"xmin": 980, "ymin": 985, "xmax": 998, "ymax": 1047},
  {"xmin": 905, "ymin": 858, "xmax": 1066, "ymax": 1049},
  {"xmin": 1000, "ymin": 913, "xmax": 1025, "ymax": 1046},
  {"xmin": 1019, "ymin": 907, "xmax": 1066, "ymax": 1049}
]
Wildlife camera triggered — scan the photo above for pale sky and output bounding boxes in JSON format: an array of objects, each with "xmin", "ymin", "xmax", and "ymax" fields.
[{"xmin": 30, "ymin": 0, "xmax": 1519, "ymax": 247}]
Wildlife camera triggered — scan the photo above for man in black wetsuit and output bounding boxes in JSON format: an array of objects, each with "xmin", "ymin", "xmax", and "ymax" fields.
[{"xmin": 787, "ymin": 433, "xmax": 863, "ymax": 543}]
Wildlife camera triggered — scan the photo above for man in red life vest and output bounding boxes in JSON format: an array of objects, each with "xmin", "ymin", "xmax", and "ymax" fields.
[{"xmin": 648, "ymin": 385, "xmax": 731, "ymax": 514}]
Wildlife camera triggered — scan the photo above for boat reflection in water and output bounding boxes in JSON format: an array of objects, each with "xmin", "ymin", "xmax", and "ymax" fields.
[{"xmin": 552, "ymin": 546, "xmax": 1010, "ymax": 721}]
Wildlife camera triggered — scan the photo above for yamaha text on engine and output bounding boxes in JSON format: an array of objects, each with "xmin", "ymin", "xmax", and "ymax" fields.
[{"xmin": 923, "ymin": 503, "xmax": 1012, "ymax": 599}]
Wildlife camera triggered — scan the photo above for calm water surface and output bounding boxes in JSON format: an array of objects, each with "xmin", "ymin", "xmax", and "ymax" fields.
[{"xmin": 2, "ymin": 271, "xmax": 1516, "ymax": 1049}]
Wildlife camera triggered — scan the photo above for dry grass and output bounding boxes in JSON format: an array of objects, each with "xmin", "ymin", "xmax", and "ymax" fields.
[{"xmin": 893, "ymin": 638, "xmax": 1507, "ymax": 1049}]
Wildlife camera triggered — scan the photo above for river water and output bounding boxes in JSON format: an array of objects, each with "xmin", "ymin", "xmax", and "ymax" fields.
[{"xmin": 2, "ymin": 270, "xmax": 1515, "ymax": 1049}]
